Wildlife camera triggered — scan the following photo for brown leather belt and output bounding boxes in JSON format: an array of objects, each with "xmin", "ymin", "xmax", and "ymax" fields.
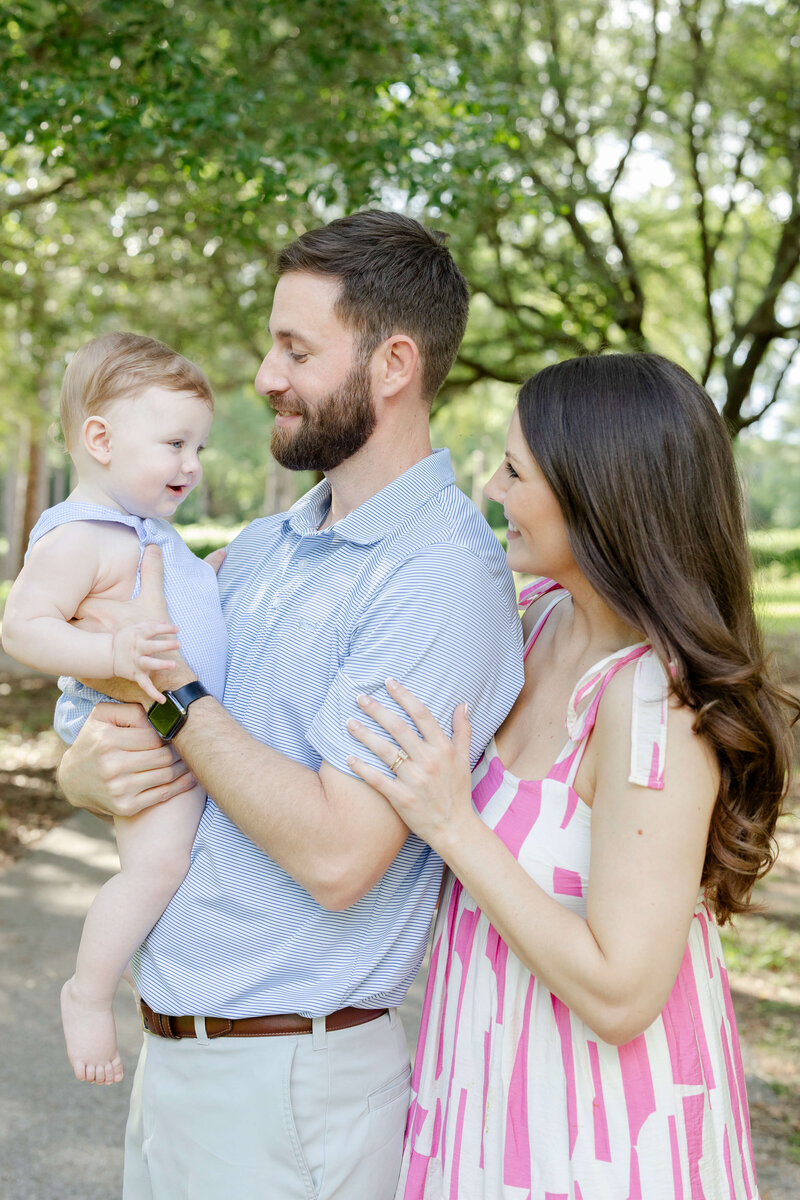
[{"xmin": 140, "ymin": 998, "xmax": 388, "ymax": 1040}]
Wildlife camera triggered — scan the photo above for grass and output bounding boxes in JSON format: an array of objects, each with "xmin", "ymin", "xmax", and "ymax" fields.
[
  {"xmin": 755, "ymin": 566, "xmax": 800, "ymax": 634},
  {"xmin": 720, "ymin": 915, "xmax": 800, "ymax": 979}
]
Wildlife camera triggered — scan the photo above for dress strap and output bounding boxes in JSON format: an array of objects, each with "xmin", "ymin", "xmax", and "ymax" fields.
[
  {"xmin": 628, "ymin": 652, "xmax": 670, "ymax": 789},
  {"xmin": 560, "ymin": 644, "xmax": 668, "ymax": 791},
  {"xmin": 519, "ymin": 576, "xmax": 563, "ymax": 608},
  {"xmin": 519, "ymin": 578, "xmax": 570, "ymax": 661}
]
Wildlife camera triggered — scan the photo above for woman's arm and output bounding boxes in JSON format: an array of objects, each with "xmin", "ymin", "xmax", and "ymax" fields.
[{"xmin": 347, "ymin": 672, "xmax": 719, "ymax": 1044}]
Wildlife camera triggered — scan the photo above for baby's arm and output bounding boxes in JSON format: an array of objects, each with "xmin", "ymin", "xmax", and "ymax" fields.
[{"xmin": 2, "ymin": 523, "xmax": 178, "ymax": 703}]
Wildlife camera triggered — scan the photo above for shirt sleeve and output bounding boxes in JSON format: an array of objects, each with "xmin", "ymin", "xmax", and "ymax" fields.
[{"xmin": 306, "ymin": 543, "xmax": 524, "ymax": 779}]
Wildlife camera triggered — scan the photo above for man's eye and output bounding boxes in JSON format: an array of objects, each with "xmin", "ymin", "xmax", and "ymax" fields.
[{"xmin": 289, "ymin": 352, "xmax": 308, "ymax": 362}]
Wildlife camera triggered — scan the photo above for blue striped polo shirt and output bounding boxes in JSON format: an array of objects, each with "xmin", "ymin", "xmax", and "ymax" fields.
[{"xmin": 133, "ymin": 449, "xmax": 524, "ymax": 1017}]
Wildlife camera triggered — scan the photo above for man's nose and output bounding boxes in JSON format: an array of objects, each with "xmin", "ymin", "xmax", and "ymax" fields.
[{"xmin": 255, "ymin": 347, "xmax": 289, "ymax": 396}]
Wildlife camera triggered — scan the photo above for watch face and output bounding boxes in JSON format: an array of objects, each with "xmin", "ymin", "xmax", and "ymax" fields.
[{"xmin": 147, "ymin": 697, "xmax": 186, "ymax": 740}]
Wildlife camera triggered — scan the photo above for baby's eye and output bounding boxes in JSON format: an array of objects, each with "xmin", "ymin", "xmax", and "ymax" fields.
[{"xmin": 170, "ymin": 440, "xmax": 184, "ymax": 449}]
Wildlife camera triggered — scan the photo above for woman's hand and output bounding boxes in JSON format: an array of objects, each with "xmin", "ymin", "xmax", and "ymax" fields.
[{"xmin": 346, "ymin": 677, "xmax": 476, "ymax": 854}]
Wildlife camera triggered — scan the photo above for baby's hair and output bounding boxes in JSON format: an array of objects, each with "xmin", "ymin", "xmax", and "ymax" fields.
[{"xmin": 60, "ymin": 332, "xmax": 213, "ymax": 452}]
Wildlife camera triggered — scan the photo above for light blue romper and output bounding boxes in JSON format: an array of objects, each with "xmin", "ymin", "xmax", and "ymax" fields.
[{"xmin": 25, "ymin": 501, "xmax": 227, "ymax": 744}]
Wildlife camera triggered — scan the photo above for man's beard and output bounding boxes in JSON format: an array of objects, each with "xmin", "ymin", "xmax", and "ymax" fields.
[{"xmin": 270, "ymin": 360, "xmax": 377, "ymax": 472}]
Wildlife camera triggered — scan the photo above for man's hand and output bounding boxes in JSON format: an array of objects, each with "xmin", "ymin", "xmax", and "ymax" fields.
[
  {"xmin": 205, "ymin": 547, "xmax": 227, "ymax": 574},
  {"xmin": 75, "ymin": 544, "xmax": 194, "ymax": 703},
  {"xmin": 58, "ymin": 702, "xmax": 197, "ymax": 818},
  {"xmin": 73, "ymin": 543, "xmax": 172, "ymax": 634}
]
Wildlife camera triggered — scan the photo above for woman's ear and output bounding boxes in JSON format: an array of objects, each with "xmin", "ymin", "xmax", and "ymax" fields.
[{"xmin": 82, "ymin": 415, "xmax": 113, "ymax": 466}]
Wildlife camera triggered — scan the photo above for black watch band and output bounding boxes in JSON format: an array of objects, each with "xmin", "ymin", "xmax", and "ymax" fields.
[{"xmin": 147, "ymin": 680, "xmax": 210, "ymax": 742}]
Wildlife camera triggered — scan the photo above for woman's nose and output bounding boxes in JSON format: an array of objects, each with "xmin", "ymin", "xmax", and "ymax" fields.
[{"xmin": 483, "ymin": 464, "xmax": 505, "ymax": 504}]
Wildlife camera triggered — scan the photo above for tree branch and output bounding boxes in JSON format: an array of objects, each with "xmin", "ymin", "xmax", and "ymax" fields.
[
  {"xmin": 736, "ymin": 344, "xmax": 799, "ymax": 431},
  {"xmin": 0, "ymin": 172, "xmax": 78, "ymax": 215}
]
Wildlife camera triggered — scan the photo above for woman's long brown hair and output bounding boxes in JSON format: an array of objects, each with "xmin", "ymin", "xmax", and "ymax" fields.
[{"xmin": 517, "ymin": 353, "xmax": 798, "ymax": 924}]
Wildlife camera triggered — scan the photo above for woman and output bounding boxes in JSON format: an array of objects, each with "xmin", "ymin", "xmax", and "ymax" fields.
[{"xmin": 346, "ymin": 353, "xmax": 797, "ymax": 1199}]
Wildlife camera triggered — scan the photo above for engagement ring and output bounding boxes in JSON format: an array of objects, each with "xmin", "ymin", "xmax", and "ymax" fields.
[{"xmin": 389, "ymin": 750, "xmax": 408, "ymax": 773}]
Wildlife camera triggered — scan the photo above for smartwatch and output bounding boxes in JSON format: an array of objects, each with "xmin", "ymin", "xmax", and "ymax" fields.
[{"xmin": 147, "ymin": 680, "xmax": 210, "ymax": 742}]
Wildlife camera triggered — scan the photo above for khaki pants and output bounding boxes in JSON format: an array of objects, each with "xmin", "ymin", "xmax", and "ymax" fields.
[{"xmin": 123, "ymin": 1009, "xmax": 411, "ymax": 1200}]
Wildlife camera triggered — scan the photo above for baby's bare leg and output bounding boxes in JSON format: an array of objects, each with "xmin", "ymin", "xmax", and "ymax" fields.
[{"xmin": 61, "ymin": 786, "xmax": 206, "ymax": 1084}]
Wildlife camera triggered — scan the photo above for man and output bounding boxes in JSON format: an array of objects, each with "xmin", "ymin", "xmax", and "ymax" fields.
[{"xmin": 59, "ymin": 210, "xmax": 524, "ymax": 1199}]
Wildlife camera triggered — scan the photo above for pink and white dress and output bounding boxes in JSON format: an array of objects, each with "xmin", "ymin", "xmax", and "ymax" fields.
[{"xmin": 396, "ymin": 580, "xmax": 759, "ymax": 1199}]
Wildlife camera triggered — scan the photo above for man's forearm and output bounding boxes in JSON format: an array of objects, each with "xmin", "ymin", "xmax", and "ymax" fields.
[
  {"xmin": 173, "ymin": 695, "xmax": 324, "ymax": 865},
  {"xmin": 171, "ymin": 693, "xmax": 406, "ymax": 909}
]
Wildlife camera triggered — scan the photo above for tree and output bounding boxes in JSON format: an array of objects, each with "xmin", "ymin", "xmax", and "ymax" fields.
[
  {"xmin": 0, "ymin": 0, "xmax": 416, "ymax": 564},
  {"xmin": 1, "ymin": 0, "xmax": 798, "ymax": 569},
  {"xmin": 372, "ymin": 0, "xmax": 800, "ymax": 437}
]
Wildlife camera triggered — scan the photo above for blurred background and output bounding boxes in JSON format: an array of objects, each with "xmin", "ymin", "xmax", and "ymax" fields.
[{"xmin": 0, "ymin": 0, "xmax": 798, "ymax": 1190}]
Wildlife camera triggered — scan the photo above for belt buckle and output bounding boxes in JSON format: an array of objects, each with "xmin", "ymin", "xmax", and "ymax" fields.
[{"xmin": 152, "ymin": 1010, "xmax": 180, "ymax": 1040}]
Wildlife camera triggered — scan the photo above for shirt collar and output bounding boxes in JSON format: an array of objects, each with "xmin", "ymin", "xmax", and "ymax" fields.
[{"xmin": 285, "ymin": 448, "xmax": 455, "ymax": 545}]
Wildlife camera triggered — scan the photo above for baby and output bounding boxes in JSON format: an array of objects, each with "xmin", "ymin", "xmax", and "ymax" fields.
[{"xmin": 2, "ymin": 332, "xmax": 227, "ymax": 1084}]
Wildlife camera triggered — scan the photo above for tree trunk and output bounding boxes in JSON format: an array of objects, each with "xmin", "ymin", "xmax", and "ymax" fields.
[{"xmin": 18, "ymin": 431, "xmax": 47, "ymax": 576}]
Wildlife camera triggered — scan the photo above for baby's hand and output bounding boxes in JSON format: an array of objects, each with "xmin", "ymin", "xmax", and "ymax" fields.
[{"xmin": 111, "ymin": 622, "xmax": 180, "ymax": 704}]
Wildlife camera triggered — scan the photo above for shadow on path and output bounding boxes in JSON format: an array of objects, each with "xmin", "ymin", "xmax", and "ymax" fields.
[{"xmin": 0, "ymin": 811, "xmax": 426, "ymax": 1200}]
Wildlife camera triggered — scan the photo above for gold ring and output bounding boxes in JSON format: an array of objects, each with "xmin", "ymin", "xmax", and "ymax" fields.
[{"xmin": 389, "ymin": 750, "xmax": 408, "ymax": 773}]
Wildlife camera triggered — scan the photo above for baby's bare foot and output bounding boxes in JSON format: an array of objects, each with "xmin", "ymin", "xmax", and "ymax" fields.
[{"xmin": 60, "ymin": 977, "xmax": 123, "ymax": 1085}]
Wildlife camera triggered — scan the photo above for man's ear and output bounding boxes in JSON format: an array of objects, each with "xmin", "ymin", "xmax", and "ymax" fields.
[
  {"xmin": 82, "ymin": 415, "xmax": 113, "ymax": 466},
  {"xmin": 378, "ymin": 334, "xmax": 419, "ymax": 398}
]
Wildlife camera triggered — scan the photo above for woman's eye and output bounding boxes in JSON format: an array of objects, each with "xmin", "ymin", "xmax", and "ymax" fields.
[{"xmin": 504, "ymin": 461, "xmax": 518, "ymax": 478}]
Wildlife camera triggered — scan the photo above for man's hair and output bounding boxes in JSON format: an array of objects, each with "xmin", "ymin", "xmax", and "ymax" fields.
[
  {"xmin": 277, "ymin": 210, "xmax": 469, "ymax": 404},
  {"xmin": 60, "ymin": 331, "xmax": 213, "ymax": 452}
]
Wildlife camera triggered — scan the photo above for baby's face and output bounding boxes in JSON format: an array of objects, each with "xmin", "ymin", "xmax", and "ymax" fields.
[{"xmin": 103, "ymin": 386, "xmax": 213, "ymax": 519}]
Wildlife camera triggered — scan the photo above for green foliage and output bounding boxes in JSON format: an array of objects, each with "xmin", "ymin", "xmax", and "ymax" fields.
[
  {"xmin": 1, "ymin": 0, "xmax": 799, "ymax": 526},
  {"xmin": 173, "ymin": 520, "xmax": 246, "ymax": 560},
  {"xmin": 737, "ymin": 437, "xmax": 800, "ymax": 531},
  {"xmin": 753, "ymin": 545, "xmax": 800, "ymax": 575}
]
